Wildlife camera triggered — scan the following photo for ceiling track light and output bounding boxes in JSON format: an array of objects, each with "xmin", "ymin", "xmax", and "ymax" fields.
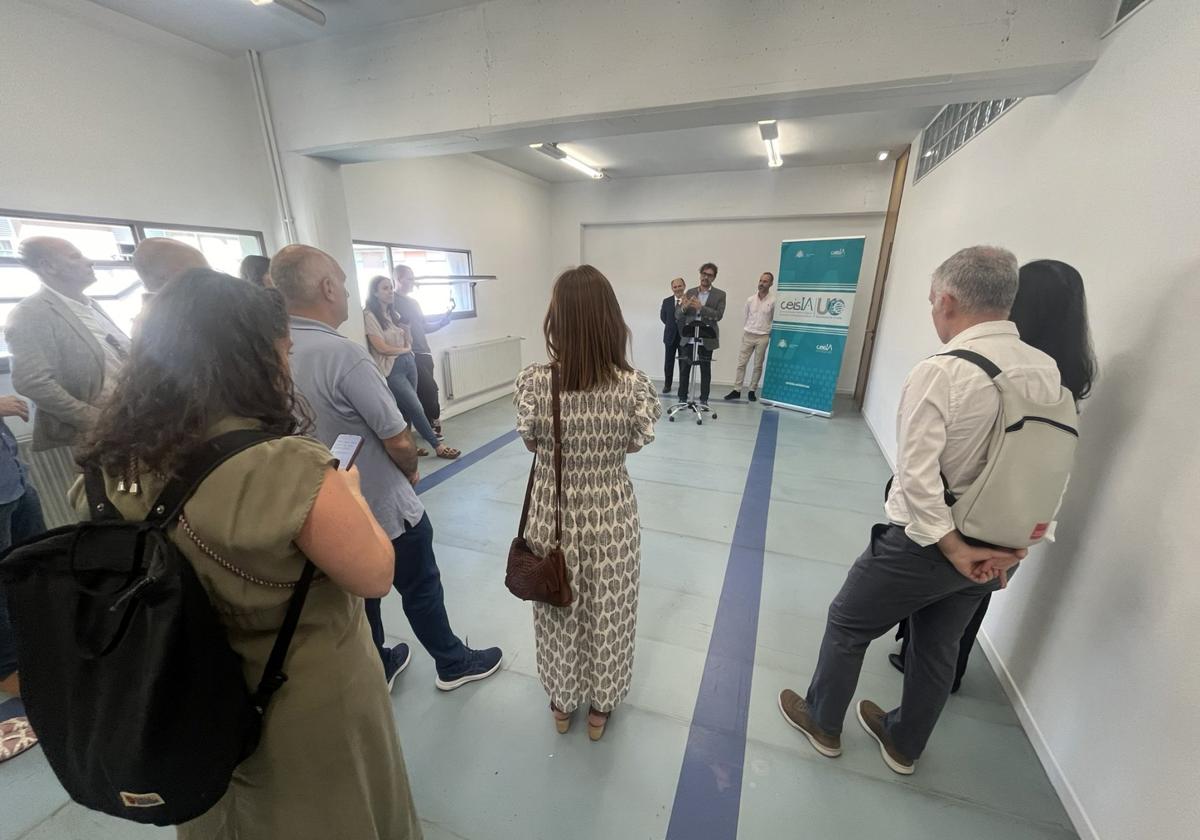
[
  {"xmin": 529, "ymin": 143, "xmax": 605, "ymax": 179},
  {"xmin": 758, "ymin": 120, "xmax": 783, "ymax": 168},
  {"xmin": 249, "ymin": 0, "xmax": 326, "ymax": 27}
]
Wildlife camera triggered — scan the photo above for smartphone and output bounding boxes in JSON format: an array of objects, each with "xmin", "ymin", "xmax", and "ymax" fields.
[{"xmin": 329, "ymin": 434, "xmax": 364, "ymax": 471}]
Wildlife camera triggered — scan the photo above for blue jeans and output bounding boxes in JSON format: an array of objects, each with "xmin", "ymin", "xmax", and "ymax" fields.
[
  {"xmin": 364, "ymin": 514, "xmax": 468, "ymax": 677},
  {"xmin": 0, "ymin": 485, "xmax": 47, "ymax": 681},
  {"xmin": 386, "ymin": 354, "xmax": 440, "ymax": 450}
]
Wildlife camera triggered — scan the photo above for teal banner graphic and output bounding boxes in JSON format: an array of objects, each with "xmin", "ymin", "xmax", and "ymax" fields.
[{"xmin": 760, "ymin": 237, "xmax": 865, "ymax": 417}]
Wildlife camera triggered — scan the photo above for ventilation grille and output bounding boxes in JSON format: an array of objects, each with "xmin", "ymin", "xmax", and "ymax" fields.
[{"xmin": 914, "ymin": 99, "xmax": 1021, "ymax": 182}]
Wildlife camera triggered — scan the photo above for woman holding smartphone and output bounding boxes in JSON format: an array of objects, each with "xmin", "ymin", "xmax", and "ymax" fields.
[
  {"xmin": 73, "ymin": 272, "xmax": 421, "ymax": 840},
  {"xmin": 364, "ymin": 274, "xmax": 460, "ymax": 459}
]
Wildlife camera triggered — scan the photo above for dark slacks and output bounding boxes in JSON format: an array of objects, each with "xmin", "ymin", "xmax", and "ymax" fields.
[
  {"xmin": 415, "ymin": 352, "xmax": 441, "ymax": 425},
  {"xmin": 678, "ymin": 345, "xmax": 713, "ymax": 403},
  {"xmin": 805, "ymin": 524, "xmax": 1003, "ymax": 760},
  {"xmin": 364, "ymin": 513, "xmax": 468, "ymax": 676},
  {"xmin": 895, "ymin": 593, "xmax": 993, "ymax": 691},
  {"xmin": 664, "ymin": 338, "xmax": 681, "ymax": 391},
  {"xmin": 0, "ymin": 485, "xmax": 47, "ymax": 681}
]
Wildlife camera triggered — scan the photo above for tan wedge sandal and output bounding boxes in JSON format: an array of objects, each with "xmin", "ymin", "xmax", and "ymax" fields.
[
  {"xmin": 587, "ymin": 708, "xmax": 609, "ymax": 742},
  {"xmin": 551, "ymin": 704, "xmax": 572, "ymax": 735}
]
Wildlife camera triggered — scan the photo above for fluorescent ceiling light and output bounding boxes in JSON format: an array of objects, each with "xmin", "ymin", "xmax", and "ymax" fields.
[
  {"xmin": 530, "ymin": 143, "xmax": 605, "ymax": 179},
  {"xmin": 249, "ymin": 0, "xmax": 326, "ymax": 27},
  {"xmin": 758, "ymin": 120, "xmax": 783, "ymax": 168},
  {"xmin": 877, "ymin": 150, "xmax": 890, "ymax": 161}
]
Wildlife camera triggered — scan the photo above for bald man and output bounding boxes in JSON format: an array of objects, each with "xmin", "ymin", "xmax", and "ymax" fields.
[
  {"xmin": 7, "ymin": 237, "xmax": 130, "ymax": 456},
  {"xmin": 131, "ymin": 237, "xmax": 208, "ymax": 294},
  {"xmin": 130, "ymin": 238, "xmax": 209, "ymax": 336},
  {"xmin": 273, "ymin": 245, "xmax": 502, "ymax": 692}
]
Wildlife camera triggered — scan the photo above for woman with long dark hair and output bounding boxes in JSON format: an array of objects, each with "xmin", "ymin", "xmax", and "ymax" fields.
[
  {"xmin": 364, "ymin": 275, "xmax": 459, "ymax": 459},
  {"xmin": 515, "ymin": 265, "xmax": 661, "ymax": 740},
  {"xmin": 73, "ymin": 272, "xmax": 421, "ymax": 839},
  {"xmin": 891, "ymin": 258, "xmax": 1097, "ymax": 690}
]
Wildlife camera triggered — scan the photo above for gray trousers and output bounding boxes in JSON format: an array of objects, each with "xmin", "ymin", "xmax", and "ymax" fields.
[{"xmin": 805, "ymin": 524, "xmax": 1003, "ymax": 760}]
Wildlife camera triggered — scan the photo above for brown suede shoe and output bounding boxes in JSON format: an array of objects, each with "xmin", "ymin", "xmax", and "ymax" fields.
[
  {"xmin": 856, "ymin": 700, "xmax": 914, "ymax": 775},
  {"xmin": 778, "ymin": 689, "xmax": 842, "ymax": 757}
]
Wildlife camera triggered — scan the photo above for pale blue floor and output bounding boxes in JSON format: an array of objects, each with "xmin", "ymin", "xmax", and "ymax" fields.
[{"xmin": 0, "ymin": 393, "xmax": 1076, "ymax": 840}]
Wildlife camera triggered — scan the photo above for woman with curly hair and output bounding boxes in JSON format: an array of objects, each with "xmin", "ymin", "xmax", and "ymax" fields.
[{"xmin": 73, "ymin": 271, "xmax": 422, "ymax": 840}]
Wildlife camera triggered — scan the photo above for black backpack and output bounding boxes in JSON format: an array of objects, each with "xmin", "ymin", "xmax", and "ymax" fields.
[{"xmin": 0, "ymin": 429, "xmax": 315, "ymax": 826}]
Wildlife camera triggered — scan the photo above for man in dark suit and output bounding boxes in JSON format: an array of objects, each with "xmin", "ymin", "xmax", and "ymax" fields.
[
  {"xmin": 675, "ymin": 262, "xmax": 726, "ymax": 405},
  {"xmin": 660, "ymin": 277, "xmax": 686, "ymax": 395}
]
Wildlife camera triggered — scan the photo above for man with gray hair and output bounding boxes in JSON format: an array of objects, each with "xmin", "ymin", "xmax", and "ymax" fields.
[{"xmin": 778, "ymin": 245, "xmax": 1062, "ymax": 775}]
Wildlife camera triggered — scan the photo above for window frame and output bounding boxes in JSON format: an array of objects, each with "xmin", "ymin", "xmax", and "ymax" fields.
[
  {"xmin": 1, "ymin": 207, "xmax": 267, "ymax": 357},
  {"xmin": 352, "ymin": 239, "xmax": 478, "ymax": 321}
]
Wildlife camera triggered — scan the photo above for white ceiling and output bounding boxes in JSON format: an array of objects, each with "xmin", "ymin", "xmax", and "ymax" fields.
[
  {"xmin": 477, "ymin": 108, "xmax": 940, "ymax": 182},
  {"xmin": 87, "ymin": 0, "xmax": 486, "ymax": 55}
]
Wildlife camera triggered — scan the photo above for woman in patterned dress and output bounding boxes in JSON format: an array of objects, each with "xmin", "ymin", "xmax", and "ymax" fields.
[{"xmin": 515, "ymin": 265, "xmax": 661, "ymax": 740}]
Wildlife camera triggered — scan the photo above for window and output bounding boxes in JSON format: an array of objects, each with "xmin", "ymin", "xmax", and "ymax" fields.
[
  {"xmin": 352, "ymin": 241, "xmax": 477, "ymax": 320},
  {"xmin": 1, "ymin": 211, "xmax": 264, "ymax": 359},
  {"xmin": 914, "ymin": 98, "xmax": 1022, "ymax": 182}
]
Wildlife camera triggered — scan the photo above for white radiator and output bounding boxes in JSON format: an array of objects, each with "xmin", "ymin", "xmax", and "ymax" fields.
[{"xmin": 442, "ymin": 336, "xmax": 523, "ymax": 401}]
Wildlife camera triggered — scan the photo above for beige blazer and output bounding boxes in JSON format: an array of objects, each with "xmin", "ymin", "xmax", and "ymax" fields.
[{"xmin": 6, "ymin": 288, "xmax": 111, "ymax": 451}]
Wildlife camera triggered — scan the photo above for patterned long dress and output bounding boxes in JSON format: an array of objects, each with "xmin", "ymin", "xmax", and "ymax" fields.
[{"xmin": 515, "ymin": 364, "xmax": 661, "ymax": 713}]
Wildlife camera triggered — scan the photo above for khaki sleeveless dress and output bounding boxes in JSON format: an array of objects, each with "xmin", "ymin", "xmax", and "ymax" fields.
[{"xmin": 71, "ymin": 418, "xmax": 422, "ymax": 840}]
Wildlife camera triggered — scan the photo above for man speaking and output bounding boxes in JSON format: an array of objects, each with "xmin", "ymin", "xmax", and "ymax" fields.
[{"xmin": 674, "ymin": 262, "xmax": 726, "ymax": 405}]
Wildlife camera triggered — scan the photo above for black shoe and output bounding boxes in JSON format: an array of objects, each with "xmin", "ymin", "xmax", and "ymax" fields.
[
  {"xmin": 950, "ymin": 680, "xmax": 962, "ymax": 695},
  {"xmin": 748, "ymin": 391, "xmax": 758, "ymax": 402},
  {"xmin": 384, "ymin": 643, "xmax": 412, "ymax": 691},
  {"xmin": 888, "ymin": 653, "xmax": 905, "ymax": 674},
  {"xmin": 662, "ymin": 385, "xmax": 673, "ymax": 395},
  {"xmin": 723, "ymin": 390, "xmax": 741, "ymax": 401},
  {"xmin": 436, "ymin": 646, "xmax": 503, "ymax": 691}
]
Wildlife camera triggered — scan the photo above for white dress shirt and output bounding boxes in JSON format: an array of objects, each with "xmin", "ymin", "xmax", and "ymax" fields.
[
  {"xmin": 744, "ymin": 293, "xmax": 776, "ymax": 335},
  {"xmin": 884, "ymin": 321, "xmax": 1064, "ymax": 546}
]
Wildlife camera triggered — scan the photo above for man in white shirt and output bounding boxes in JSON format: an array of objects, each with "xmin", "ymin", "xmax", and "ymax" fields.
[
  {"xmin": 778, "ymin": 246, "xmax": 1058, "ymax": 776},
  {"xmin": 724, "ymin": 271, "xmax": 775, "ymax": 401}
]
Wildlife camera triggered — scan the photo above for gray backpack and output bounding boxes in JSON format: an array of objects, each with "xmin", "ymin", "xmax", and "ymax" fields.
[{"xmin": 942, "ymin": 350, "xmax": 1078, "ymax": 549}]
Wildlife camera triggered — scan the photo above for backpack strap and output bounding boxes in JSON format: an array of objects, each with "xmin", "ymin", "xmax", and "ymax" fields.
[
  {"xmin": 146, "ymin": 429, "xmax": 282, "ymax": 525},
  {"xmin": 250, "ymin": 560, "xmax": 316, "ymax": 714},
  {"xmin": 937, "ymin": 349, "xmax": 1002, "ymax": 379},
  {"xmin": 83, "ymin": 469, "xmax": 123, "ymax": 523},
  {"xmin": 148, "ymin": 427, "xmax": 316, "ymax": 716}
]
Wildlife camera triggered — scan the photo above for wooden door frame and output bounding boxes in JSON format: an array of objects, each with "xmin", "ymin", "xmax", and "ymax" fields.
[{"xmin": 854, "ymin": 146, "xmax": 910, "ymax": 408}]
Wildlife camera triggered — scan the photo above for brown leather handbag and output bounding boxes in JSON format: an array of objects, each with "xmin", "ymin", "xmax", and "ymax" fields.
[{"xmin": 505, "ymin": 365, "xmax": 573, "ymax": 607}]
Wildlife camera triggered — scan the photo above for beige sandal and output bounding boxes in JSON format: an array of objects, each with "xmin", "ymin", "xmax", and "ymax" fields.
[
  {"xmin": 0, "ymin": 716, "xmax": 37, "ymax": 763},
  {"xmin": 551, "ymin": 704, "xmax": 572, "ymax": 735},
  {"xmin": 436, "ymin": 446, "xmax": 461, "ymax": 460},
  {"xmin": 587, "ymin": 708, "xmax": 609, "ymax": 742}
]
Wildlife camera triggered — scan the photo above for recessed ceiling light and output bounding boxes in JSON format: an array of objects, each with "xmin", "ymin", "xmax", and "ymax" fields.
[
  {"xmin": 923, "ymin": 150, "xmax": 934, "ymax": 158},
  {"xmin": 877, "ymin": 151, "xmax": 890, "ymax": 161},
  {"xmin": 530, "ymin": 143, "xmax": 605, "ymax": 179},
  {"xmin": 249, "ymin": 0, "xmax": 326, "ymax": 27},
  {"xmin": 758, "ymin": 121, "xmax": 783, "ymax": 168}
]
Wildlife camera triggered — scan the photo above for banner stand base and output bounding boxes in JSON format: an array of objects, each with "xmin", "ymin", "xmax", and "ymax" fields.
[{"xmin": 760, "ymin": 399, "xmax": 831, "ymax": 418}]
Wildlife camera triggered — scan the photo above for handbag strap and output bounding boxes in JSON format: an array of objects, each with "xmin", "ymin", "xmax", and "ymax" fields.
[{"xmin": 517, "ymin": 365, "xmax": 564, "ymax": 547}]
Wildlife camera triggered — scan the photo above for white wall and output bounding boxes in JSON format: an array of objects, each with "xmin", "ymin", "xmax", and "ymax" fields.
[
  {"xmin": 0, "ymin": 0, "xmax": 280, "ymax": 435},
  {"xmin": 552, "ymin": 164, "xmax": 891, "ymax": 390},
  {"xmin": 0, "ymin": 0, "xmax": 278, "ymax": 241},
  {"xmin": 862, "ymin": 2, "xmax": 1200, "ymax": 838},
  {"xmin": 341, "ymin": 154, "xmax": 553, "ymax": 415}
]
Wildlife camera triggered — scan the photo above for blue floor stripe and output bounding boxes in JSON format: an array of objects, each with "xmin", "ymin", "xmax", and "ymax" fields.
[
  {"xmin": 416, "ymin": 429, "xmax": 520, "ymax": 495},
  {"xmin": 666, "ymin": 410, "xmax": 779, "ymax": 840}
]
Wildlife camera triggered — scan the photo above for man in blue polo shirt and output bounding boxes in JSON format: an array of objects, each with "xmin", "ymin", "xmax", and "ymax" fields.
[
  {"xmin": 271, "ymin": 245, "xmax": 501, "ymax": 692},
  {"xmin": 0, "ymin": 394, "xmax": 46, "ymax": 701}
]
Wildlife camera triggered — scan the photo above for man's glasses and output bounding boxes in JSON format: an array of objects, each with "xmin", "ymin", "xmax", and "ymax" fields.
[{"xmin": 700, "ymin": 272, "xmax": 715, "ymax": 280}]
